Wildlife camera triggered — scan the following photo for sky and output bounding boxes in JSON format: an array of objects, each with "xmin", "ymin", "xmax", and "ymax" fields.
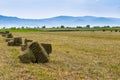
[{"xmin": 0, "ymin": 0, "xmax": 120, "ymax": 19}]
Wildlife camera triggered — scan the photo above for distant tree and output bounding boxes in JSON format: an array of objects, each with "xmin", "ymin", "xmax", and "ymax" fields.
[
  {"xmin": 26, "ymin": 26, "xmax": 30, "ymax": 29},
  {"xmin": 60, "ymin": 25, "xmax": 65, "ymax": 28},
  {"xmin": 93, "ymin": 26, "xmax": 100, "ymax": 28},
  {"xmin": 115, "ymin": 29, "xmax": 118, "ymax": 32},
  {"xmin": 57, "ymin": 27, "xmax": 59, "ymax": 28},
  {"xmin": 2, "ymin": 27, "xmax": 6, "ymax": 29},
  {"xmin": 34, "ymin": 27, "xmax": 37, "ymax": 29},
  {"xmin": 52, "ymin": 27, "xmax": 55, "ymax": 28},
  {"xmin": 17, "ymin": 27, "xmax": 20, "ymax": 29},
  {"xmin": 103, "ymin": 26, "xmax": 110, "ymax": 28},
  {"xmin": 102, "ymin": 29, "xmax": 106, "ymax": 32},
  {"xmin": 86, "ymin": 25, "xmax": 90, "ymax": 28},
  {"xmin": 37, "ymin": 26, "xmax": 40, "ymax": 29},
  {"xmin": 66, "ymin": 27, "xmax": 71, "ymax": 28},
  {"xmin": 76, "ymin": 26, "xmax": 82, "ymax": 28},
  {"xmin": 10, "ymin": 27, "xmax": 16, "ymax": 29},
  {"xmin": 21, "ymin": 26, "xmax": 24, "ymax": 29},
  {"xmin": 42, "ymin": 25, "xmax": 46, "ymax": 28}
]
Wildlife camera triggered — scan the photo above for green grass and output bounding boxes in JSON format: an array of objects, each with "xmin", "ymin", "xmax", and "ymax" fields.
[
  {"xmin": 0, "ymin": 27, "xmax": 120, "ymax": 32},
  {"xmin": 0, "ymin": 29, "xmax": 42, "ymax": 32},
  {"xmin": 0, "ymin": 31, "xmax": 120, "ymax": 80}
]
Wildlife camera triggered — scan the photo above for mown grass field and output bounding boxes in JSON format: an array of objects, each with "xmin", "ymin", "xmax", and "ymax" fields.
[{"xmin": 0, "ymin": 31, "xmax": 120, "ymax": 80}]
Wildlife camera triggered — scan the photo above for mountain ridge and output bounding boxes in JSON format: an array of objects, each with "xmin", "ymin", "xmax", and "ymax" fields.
[{"xmin": 0, "ymin": 15, "xmax": 120, "ymax": 27}]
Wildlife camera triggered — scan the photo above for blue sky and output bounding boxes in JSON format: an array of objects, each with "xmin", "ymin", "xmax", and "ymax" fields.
[{"xmin": 0, "ymin": 0, "xmax": 120, "ymax": 19}]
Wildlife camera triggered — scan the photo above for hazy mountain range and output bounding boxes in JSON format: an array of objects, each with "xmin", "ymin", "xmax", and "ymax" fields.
[{"xmin": 0, "ymin": 15, "xmax": 120, "ymax": 27}]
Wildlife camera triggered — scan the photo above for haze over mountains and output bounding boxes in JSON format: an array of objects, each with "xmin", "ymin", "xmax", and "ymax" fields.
[{"xmin": 0, "ymin": 15, "xmax": 120, "ymax": 27}]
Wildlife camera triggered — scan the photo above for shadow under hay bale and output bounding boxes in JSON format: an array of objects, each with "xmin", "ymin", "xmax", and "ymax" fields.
[
  {"xmin": 19, "ymin": 48, "xmax": 36, "ymax": 63},
  {"xmin": 19, "ymin": 42, "xmax": 50, "ymax": 63}
]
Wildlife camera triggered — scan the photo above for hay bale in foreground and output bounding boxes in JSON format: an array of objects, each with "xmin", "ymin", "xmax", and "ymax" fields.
[
  {"xmin": 19, "ymin": 42, "xmax": 50, "ymax": 63},
  {"xmin": 29, "ymin": 42, "xmax": 49, "ymax": 63}
]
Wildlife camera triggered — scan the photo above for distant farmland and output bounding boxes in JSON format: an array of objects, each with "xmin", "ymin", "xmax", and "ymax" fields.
[{"xmin": 0, "ymin": 31, "xmax": 120, "ymax": 80}]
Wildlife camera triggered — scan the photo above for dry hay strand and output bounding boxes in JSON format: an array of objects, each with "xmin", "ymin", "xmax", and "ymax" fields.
[
  {"xmin": 19, "ymin": 48, "xmax": 36, "ymax": 63},
  {"xmin": 29, "ymin": 42, "xmax": 49, "ymax": 63},
  {"xmin": 41, "ymin": 43, "xmax": 52, "ymax": 55}
]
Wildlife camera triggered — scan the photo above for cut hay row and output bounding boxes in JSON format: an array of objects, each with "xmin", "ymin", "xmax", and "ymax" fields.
[{"xmin": 0, "ymin": 31, "xmax": 52, "ymax": 63}]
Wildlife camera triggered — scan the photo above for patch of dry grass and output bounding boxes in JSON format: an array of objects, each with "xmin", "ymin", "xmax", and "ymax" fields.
[{"xmin": 0, "ymin": 31, "xmax": 120, "ymax": 80}]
